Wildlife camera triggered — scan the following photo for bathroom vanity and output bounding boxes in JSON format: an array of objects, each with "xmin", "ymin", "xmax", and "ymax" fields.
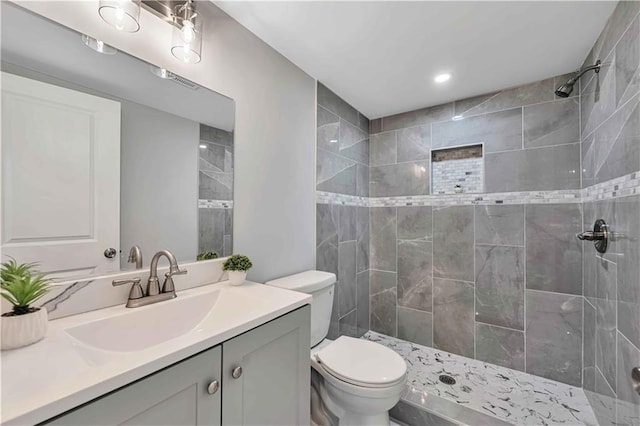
[{"xmin": 1, "ymin": 282, "xmax": 311, "ymax": 425}]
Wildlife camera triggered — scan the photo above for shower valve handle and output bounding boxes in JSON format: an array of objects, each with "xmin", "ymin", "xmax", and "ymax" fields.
[{"xmin": 576, "ymin": 231, "xmax": 606, "ymax": 241}]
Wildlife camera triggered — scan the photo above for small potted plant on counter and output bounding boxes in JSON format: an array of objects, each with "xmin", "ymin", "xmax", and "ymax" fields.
[
  {"xmin": 222, "ymin": 254, "xmax": 253, "ymax": 285},
  {"xmin": 1, "ymin": 258, "xmax": 51, "ymax": 350}
]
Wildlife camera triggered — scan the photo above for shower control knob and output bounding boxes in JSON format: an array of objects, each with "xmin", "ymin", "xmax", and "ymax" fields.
[
  {"xmin": 232, "ymin": 366, "xmax": 243, "ymax": 379},
  {"xmin": 632, "ymin": 367, "xmax": 640, "ymax": 396},
  {"xmin": 207, "ymin": 380, "xmax": 219, "ymax": 395}
]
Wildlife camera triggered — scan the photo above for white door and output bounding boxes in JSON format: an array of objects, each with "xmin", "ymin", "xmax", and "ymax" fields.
[{"xmin": 1, "ymin": 72, "xmax": 121, "ymax": 277}]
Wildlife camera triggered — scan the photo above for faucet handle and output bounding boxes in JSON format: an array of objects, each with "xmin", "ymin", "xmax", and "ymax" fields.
[
  {"xmin": 112, "ymin": 277, "xmax": 144, "ymax": 300},
  {"xmin": 167, "ymin": 267, "xmax": 188, "ymax": 277}
]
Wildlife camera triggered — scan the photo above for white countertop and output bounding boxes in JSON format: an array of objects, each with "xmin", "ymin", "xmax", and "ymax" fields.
[{"xmin": 1, "ymin": 281, "xmax": 311, "ymax": 425}]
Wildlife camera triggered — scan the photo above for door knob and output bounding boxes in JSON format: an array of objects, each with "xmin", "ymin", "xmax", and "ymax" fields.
[
  {"xmin": 207, "ymin": 380, "xmax": 219, "ymax": 395},
  {"xmin": 632, "ymin": 367, "xmax": 640, "ymax": 396},
  {"xmin": 104, "ymin": 248, "xmax": 118, "ymax": 258},
  {"xmin": 232, "ymin": 366, "xmax": 243, "ymax": 379}
]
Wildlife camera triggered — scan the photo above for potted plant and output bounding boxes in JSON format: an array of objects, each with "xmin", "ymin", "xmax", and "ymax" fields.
[
  {"xmin": 222, "ymin": 254, "xmax": 253, "ymax": 285},
  {"xmin": 1, "ymin": 258, "xmax": 51, "ymax": 350},
  {"xmin": 197, "ymin": 250, "xmax": 219, "ymax": 261}
]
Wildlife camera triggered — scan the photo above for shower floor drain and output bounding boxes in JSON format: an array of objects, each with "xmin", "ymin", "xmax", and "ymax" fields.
[{"xmin": 439, "ymin": 374, "xmax": 456, "ymax": 385}]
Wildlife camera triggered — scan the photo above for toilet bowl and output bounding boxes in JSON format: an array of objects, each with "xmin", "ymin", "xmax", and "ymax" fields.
[{"xmin": 266, "ymin": 271, "xmax": 407, "ymax": 425}]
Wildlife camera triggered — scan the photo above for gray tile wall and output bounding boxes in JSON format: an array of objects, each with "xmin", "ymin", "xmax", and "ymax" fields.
[
  {"xmin": 368, "ymin": 69, "xmax": 588, "ymax": 387},
  {"xmin": 316, "ymin": 82, "xmax": 370, "ymax": 339},
  {"xmin": 199, "ymin": 124, "xmax": 234, "ymax": 257},
  {"xmin": 580, "ymin": 2, "xmax": 640, "ymax": 424}
]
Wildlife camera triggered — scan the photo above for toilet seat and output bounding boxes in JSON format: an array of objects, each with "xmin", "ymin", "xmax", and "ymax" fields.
[{"xmin": 314, "ymin": 336, "xmax": 406, "ymax": 389}]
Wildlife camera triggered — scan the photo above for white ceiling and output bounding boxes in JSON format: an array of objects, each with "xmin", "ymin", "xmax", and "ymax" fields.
[{"xmin": 216, "ymin": 1, "xmax": 616, "ymax": 119}]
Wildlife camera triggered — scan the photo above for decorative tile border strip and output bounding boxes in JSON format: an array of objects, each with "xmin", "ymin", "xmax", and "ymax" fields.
[
  {"xmin": 315, "ymin": 191, "xmax": 369, "ymax": 206},
  {"xmin": 583, "ymin": 171, "xmax": 640, "ymax": 202},
  {"xmin": 198, "ymin": 199, "xmax": 233, "ymax": 208},
  {"xmin": 316, "ymin": 170, "xmax": 640, "ymax": 207}
]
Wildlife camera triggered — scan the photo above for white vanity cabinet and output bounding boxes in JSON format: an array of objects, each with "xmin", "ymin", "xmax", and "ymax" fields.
[{"xmin": 46, "ymin": 306, "xmax": 310, "ymax": 426}]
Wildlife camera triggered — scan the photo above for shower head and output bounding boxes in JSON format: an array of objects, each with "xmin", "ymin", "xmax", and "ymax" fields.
[{"xmin": 554, "ymin": 60, "xmax": 601, "ymax": 97}]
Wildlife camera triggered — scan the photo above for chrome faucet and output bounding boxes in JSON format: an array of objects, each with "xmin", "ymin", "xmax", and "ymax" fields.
[
  {"xmin": 128, "ymin": 245, "xmax": 143, "ymax": 269},
  {"xmin": 147, "ymin": 250, "xmax": 187, "ymax": 296},
  {"xmin": 112, "ymin": 250, "xmax": 187, "ymax": 308}
]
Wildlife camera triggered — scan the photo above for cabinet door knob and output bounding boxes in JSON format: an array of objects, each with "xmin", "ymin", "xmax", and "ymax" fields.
[
  {"xmin": 232, "ymin": 366, "xmax": 243, "ymax": 379},
  {"xmin": 207, "ymin": 380, "xmax": 219, "ymax": 395}
]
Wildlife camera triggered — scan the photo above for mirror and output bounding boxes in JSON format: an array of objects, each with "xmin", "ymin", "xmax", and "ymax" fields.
[{"xmin": 0, "ymin": 3, "xmax": 235, "ymax": 279}]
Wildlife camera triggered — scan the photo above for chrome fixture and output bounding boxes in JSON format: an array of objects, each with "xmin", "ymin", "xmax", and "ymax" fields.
[
  {"xmin": 112, "ymin": 277, "xmax": 144, "ymax": 308},
  {"xmin": 555, "ymin": 60, "xmax": 601, "ymax": 97},
  {"xmin": 112, "ymin": 250, "xmax": 187, "ymax": 308},
  {"xmin": 171, "ymin": 0, "xmax": 202, "ymax": 64},
  {"xmin": 632, "ymin": 367, "xmax": 640, "ymax": 396},
  {"xmin": 81, "ymin": 34, "xmax": 117, "ymax": 55},
  {"xmin": 577, "ymin": 219, "xmax": 609, "ymax": 254},
  {"xmin": 98, "ymin": 0, "xmax": 141, "ymax": 33},
  {"xmin": 128, "ymin": 245, "xmax": 143, "ymax": 269},
  {"xmin": 104, "ymin": 247, "xmax": 118, "ymax": 259},
  {"xmin": 147, "ymin": 250, "xmax": 187, "ymax": 296}
]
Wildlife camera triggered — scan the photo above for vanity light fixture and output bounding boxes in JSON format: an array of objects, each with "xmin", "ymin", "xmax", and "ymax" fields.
[
  {"xmin": 81, "ymin": 34, "xmax": 117, "ymax": 55},
  {"xmin": 434, "ymin": 73, "xmax": 451, "ymax": 83},
  {"xmin": 98, "ymin": 0, "xmax": 141, "ymax": 33},
  {"xmin": 171, "ymin": 0, "xmax": 202, "ymax": 64}
]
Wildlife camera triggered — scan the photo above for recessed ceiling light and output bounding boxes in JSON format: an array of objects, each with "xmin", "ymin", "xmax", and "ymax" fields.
[
  {"xmin": 199, "ymin": 144, "xmax": 207, "ymax": 149},
  {"xmin": 452, "ymin": 115, "xmax": 464, "ymax": 121},
  {"xmin": 434, "ymin": 73, "xmax": 451, "ymax": 83}
]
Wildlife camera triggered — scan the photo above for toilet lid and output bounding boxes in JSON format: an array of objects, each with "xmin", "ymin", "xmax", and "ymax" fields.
[{"xmin": 315, "ymin": 336, "xmax": 406, "ymax": 388}]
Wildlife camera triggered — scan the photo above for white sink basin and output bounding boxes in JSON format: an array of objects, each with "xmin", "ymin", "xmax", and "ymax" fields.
[{"xmin": 65, "ymin": 290, "xmax": 221, "ymax": 352}]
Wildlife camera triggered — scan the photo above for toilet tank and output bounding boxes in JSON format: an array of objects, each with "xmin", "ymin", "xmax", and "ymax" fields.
[{"xmin": 265, "ymin": 270, "xmax": 336, "ymax": 347}]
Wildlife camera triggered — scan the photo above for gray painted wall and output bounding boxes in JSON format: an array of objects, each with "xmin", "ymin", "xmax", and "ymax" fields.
[
  {"xmin": 120, "ymin": 101, "xmax": 199, "ymax": 264},
  {"xmin": 16, "ymin": 0, "xmax": 317, "ymax": 282}
]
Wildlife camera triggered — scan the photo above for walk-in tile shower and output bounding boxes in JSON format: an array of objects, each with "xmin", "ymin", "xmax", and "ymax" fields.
[{"xmin": 316, "ymin": 2, "xmax": 640, "ymax": 424}]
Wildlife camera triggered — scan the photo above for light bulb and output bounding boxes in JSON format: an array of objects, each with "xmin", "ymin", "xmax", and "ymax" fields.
[
  {"xmin": 115, "ymin": 6, "xmax": 125, "ymax": 30},
  {"xmin": 182, "ymin": 20, "xmax": 196, "ymax": 43}
]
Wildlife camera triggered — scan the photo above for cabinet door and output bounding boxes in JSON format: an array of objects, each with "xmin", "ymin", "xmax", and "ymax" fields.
[
  {"xmin": 47, "ymin": 346, "xmax": 222, "ymax": 425},
  {"xmin": 222, "ymin": 306, "xmax": 311, "ymax": 426}
]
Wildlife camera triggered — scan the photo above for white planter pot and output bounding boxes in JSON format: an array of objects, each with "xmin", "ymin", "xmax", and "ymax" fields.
[
  {"xmin": 1, "ymin": 308, "xmax": 48, "ymax": 351},
  {"xmin": 228, "ymin": 271, "xmax": 248, "ymax": 286}
]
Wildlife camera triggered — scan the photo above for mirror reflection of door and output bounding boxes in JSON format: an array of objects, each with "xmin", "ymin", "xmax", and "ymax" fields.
[{"xmin": 1, "ymin": 72, "xmax": 121, "ymax": 277}]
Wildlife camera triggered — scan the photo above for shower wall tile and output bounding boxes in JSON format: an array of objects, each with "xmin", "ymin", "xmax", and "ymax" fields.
[
  {"xmin": 316, "ymin": 203, "xmax": 339, "ymax": 275},
  {"xmin": 397, "ymin": 125, "xmax": 431, "ymax": 162},
  {"xmin": 596, "ymin": 297, "xmax": 617, "ymax": 393},
  {"xmin": 370, "ymin": 131, "xmax": 397, "ymax": 166},
  {"xmin": 355, "ymin": 206, "xmax": 370, "ymax": 273},
  {"xmin": 338, "ymin": 241, "xmax": 357, "ymax": 317},
  {"xmin": 397, "ymin": 206, "xmax": 433, "ymax": 240},
  {"xmin": 370, "ymin": 270, "xmax": 397, "ymax": 336},
  {"xmin": 318, "ymin": 82, "xmax": 359, "ymax": 127},
  {"xmin": 370, "ymin": 161, "xmax": 430, "ymax": 197},
  {"xmin": 397, "ymin": 307, "xmax": 433, "ymax": 347},
  {"xmin": 616, "ymin": 14, "xmax": 640, "ymax": 108},
  {"xmin": 475, "ymin": 323, "xmax": 525, "ymax": 372},
  {"xmin": 474, "ymin": 205, "xmax": 524, "ymax": 246},
  {"xmin": 525, "ymin": 203, "xmax": 582, "ymax": 295},
  {"xmin": 381, "ymin": 102, "xmax": 453, "ymax": 132},
  {"xmin": 453, "ymin": 77, "xmax": 555, "ymax": 118},
  {"xmin": 581, "ymin": 54, "xmax": 617, "ymax": 139},
  {"xmin": 397, "ymin": 240, "xmax": 433, "ymax": 312},
  {"xmin": 433, "ymin": 278, "xmax": 475, "ymax": 358},
  {"xmin": 475, "ymin": 245, "xmax": 525, "ymax": 330},
  {"xmin": 356, "ymin": 271, "xmax": 370, "ymax": 336},
  {"xmin": 584, "ymin": 299, "xmax": 597, "ymax": 370},
  {"xmin": 316, "ymin": 81, "xmax": 371, "ymax": 342},
  {"xmin": 433, "ymin": 206, "xmax": 474, "ymax": 282},
  {"xmin": 370, "ymin": 207, "xmax": 397, "ymax": 272},
  {"xmin": 525, "ymin": 290, "xmax": 583, "ymax": 387},
  {"xmin": 431, "ymin": 107, "xmax": 522, "ymax": 153},
  {"xmin": 484, "ymin": 143, "xmax": 581, "ymax": 192},
  {"xmin": 369, "ymin": 118, "xmax": 382, "ymax": 134},
  {"xmin": 523, "ymin": 97, "xmax": 580, "ymax": 148},
  {"xmin": 614, "ymin": 195, "xmax": 640, "ymax": 349}
]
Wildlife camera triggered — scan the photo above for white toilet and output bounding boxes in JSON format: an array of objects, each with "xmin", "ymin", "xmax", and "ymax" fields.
[{"xmin": 266, "ymin": 270, "xmax": 407, "ymax": 425}]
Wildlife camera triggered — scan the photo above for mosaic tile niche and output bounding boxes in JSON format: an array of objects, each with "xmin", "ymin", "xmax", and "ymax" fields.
[{"xmin": 431, "ymin": 144, "xmax": 483, "ymax": 194}]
